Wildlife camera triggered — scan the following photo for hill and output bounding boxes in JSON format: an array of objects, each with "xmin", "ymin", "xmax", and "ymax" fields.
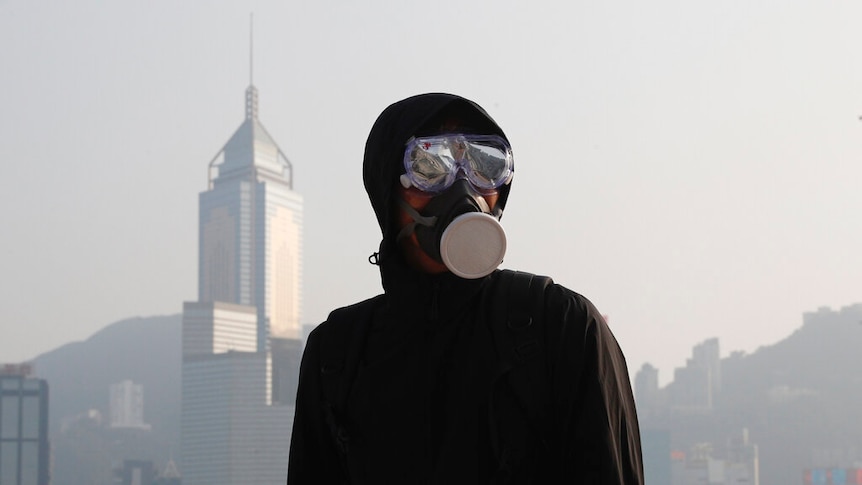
[
  {"xmin": 718, "ymin": 304, "xmax": 862, "ymax": 484},
  {"xmin": 33, "ymin": 314, "xmax": 181, "ymax": 484}
]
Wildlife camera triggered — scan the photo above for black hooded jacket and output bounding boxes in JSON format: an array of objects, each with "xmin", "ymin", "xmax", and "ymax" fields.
[{"xmin": 287, "ymin": 94, "xmax": 643, "ymax": 484}]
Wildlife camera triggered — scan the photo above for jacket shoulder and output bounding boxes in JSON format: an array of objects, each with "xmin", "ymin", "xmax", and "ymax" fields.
[
  {"xmin": 542, "ymin": 281, "xmax": 604, "ymax": 323},
  {"xmin": 494, "ymin": 269, "xmax": 599, "ymax": 324},
  {"xmin": 309, "ymin": 294, "xmax": 385, "ymax": 343}
]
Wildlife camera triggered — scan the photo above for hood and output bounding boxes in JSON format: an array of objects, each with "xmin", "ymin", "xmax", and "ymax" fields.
[{"xmin": 362, "ymin": 93, "xmax": 511, "ymax": 260}]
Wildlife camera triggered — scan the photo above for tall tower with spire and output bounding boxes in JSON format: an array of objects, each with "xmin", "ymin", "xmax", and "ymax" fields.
[
  {"xmin": 199, "ymin": 82, "xmax": 303, "ymax": 348},
  {"xmin": 180, "ymin": 39, "xmax": 299, "ymax": 483}
]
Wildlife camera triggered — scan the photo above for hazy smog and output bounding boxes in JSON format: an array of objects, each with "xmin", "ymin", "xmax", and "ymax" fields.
[{"xmin": 1, "ymin": 1, "xmax": 860, "ymax": 484}]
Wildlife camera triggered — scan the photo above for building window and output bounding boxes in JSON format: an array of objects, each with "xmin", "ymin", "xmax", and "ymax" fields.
[
  {"xmin": 21, "ymin": 396, "xmax": 39, "ymax": 439},
  {"xmin": 1, "ymin": 396, "xmax": 20, "ymax": 439},
  {"xmin": 20, "ymin": 442, "xmax": 38, "ymax": 485},
  {"xmin": 0, "ymin": 442, "xmax": 18, "ymax": 484}
]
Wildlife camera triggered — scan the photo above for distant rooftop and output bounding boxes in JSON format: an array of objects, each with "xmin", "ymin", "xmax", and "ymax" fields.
[{"xmin": 0, "ymin": 362, "xmax": 33, "ymax": 377}]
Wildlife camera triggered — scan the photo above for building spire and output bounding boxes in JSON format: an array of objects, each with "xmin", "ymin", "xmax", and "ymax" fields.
[
  {"xmin": 249, "ymin": 12, "xmax": 254, "ymax": 86},
  {"xmin": 245, "ymin": 13, "xmax": 258, "ymax": 121},
  {"xmin": 245, "ymin": 85, "xmax": 259, "ymax": 121}
]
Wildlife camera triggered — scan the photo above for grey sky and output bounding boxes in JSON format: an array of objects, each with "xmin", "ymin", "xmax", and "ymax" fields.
[{"xmin": 2, "ymin": 0, "xmax": 860, "ymax": 384}]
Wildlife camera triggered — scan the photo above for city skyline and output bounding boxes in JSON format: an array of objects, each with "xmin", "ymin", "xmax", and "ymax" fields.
[
  {"xmin": 2, "ymin": 1, "xmax": 862, "ymax": 386},
  {"xmin": 24, "ymin": 301, "xmax": 862, "ymax": 483},
  {"xmin": 633, "ymin": 302, "xmax": 862, "ymax": 484}
]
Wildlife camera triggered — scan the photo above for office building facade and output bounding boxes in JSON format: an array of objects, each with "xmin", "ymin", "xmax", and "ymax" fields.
[{"xmin": 0, "ymin": 364, "xmax": 49, "ymax": 485}]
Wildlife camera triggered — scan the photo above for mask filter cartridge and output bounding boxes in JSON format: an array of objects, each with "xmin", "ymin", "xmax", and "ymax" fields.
[{"xmin": 439, "ymin": 212, "xmax": 507, "ymax": 279}]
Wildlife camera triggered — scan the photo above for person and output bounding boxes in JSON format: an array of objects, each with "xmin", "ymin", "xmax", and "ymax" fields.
[{"xmin": 287, "ymin": 93, "xmax": 643, "ymax": 484}]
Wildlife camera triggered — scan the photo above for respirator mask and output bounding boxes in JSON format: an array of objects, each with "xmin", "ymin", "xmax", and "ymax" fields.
[{"xmin": 396, "ymin": 134, "xmax": 514, "ymax": 279}]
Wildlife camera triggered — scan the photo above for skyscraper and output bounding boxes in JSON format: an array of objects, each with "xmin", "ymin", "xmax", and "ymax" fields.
[
  {"xmin": 199, "ymin": 84, "xmax": 303, "ymax": 348},
  {"xmin": 0, "ymin": 363, "xmax": 50, "ymax": 485},
  {"xmin": 181, "ymin": 83, "xmax": 299, "ymax": 485}
]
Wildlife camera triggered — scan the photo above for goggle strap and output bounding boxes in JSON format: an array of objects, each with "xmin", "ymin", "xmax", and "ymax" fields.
[
  {"xmin": 491, "ymin": 205, "xmax": 503, "ymax": 219},
  {"xmin": 475, "ymin": 195, "xmax": 491, "ymax": 214},
  {"xmin": 396, "ymin": 222, "xmax": 418, "ymax": 243},
  {"xmin": 396, "ymin": 199, "xmax": 438, "ymax": 242}
]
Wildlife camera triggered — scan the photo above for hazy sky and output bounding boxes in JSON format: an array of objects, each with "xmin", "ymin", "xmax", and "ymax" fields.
[{"xmin": 2, "ymin": 0, "xmax": 860, "ymax": 385}]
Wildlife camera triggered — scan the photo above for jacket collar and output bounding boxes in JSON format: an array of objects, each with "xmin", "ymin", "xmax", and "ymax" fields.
[{"xmin": 380, "ymin": 249, "xmax": 491, "ymax": 325}]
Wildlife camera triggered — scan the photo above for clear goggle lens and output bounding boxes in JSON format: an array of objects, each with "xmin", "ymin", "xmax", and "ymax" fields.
[{"xmin": 402, "ymin": 134, "xmax": 514, "ymax": 193}]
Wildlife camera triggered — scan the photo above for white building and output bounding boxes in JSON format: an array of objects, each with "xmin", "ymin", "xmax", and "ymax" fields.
[
  {"xmin": 182, "ymin": 301, "xmax": 259, "ymax": 356},
  {"xmin": 182, "ymin": 311, "xmax": 293, "ymax": 485},
  {"xmin": 110, "ymin": 380, "xmax": 151, "ymax": 430}
]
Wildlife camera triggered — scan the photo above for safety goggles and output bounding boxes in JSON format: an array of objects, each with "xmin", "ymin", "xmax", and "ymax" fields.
[{"xmin": 400, "ymin": 134, "xmax": 514, "ymax": 193}]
